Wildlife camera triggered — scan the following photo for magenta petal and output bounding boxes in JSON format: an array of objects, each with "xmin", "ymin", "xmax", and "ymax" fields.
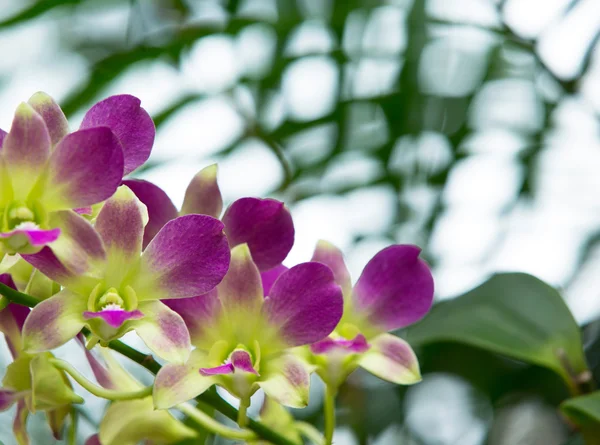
[
  {"xmin": 124, "ymin": 179, "xmax": 178, "ymax": 248},
  {"xmin": 85, "ymin": 435, "xmax": 102, "ymax": 445},
  {"xmin": 74, "ymin": 207, "xmax": 93, "ymax": 216},
  {"xmin": 199, "ymin": 363, "xmax": 234, "ymax": 376},
  {"xmin": 22, "ymin": 246, "xmax": 76, "ymax": 286},
  {"xmin": 44, "ymin": 127, "xmax": 125, "ymax": 209},
  {"xmin": 3, "ymin": 102, "xmax": 51, "ymax": 173},
  {"xmin": 353, "ymin": 245, "xmax": 434, "ymax": 331},
  {"xmin": 181, "ymin": 164, "xmax": 223, "ymax": 218},
  {"xmin": 311, "ymin": 240, "xmax": 352, "ymax": 294},
  {"xmin": 231, "ymin": 350, "xmax": 259, "ymax": 375},
  {"xmin": 80, "ymin": 95, "xmax": 155, "ymax": 175},
  {"xmin": 223, "ymin": 198, "xmax": 294, "ymax": 271},
  {"xmin": 0, "ymin": 226, "xmax": 60, "ymax": 247},
  {"xmin": 310, "ymin": 334, "xmax": 370, "ymax": 354},
  {"xmin": 83, "ymin": 309, "xmax": 144, "ymax": 329},
  {"xmin": 163, "ymin": 289, "xmax": 221, "ymax": 348},
  {"xmin": 0, "ymin": 128, "xmax": 6, "ymax": 147},
  {"xmin": 27, "ymin": 92, "xmax": 69, "ymax": 146},
  {"xmin": 260, "ymin": 264, "xmax": 288, "ymax": 296},
  {"xmin": 0, "ymin": 389, "xmax": 17, "ymax": 411},
  {"xmin": 136, "ymin": 215, "xmax": 230, "ymax": 299},
  {"xmin": 263, "ymin": 262, "xmax": 343, "ymax": 347}
]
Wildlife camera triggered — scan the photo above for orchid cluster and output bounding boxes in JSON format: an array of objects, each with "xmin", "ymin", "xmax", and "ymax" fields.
[{"xmin": 0, "ymin": 92, "xmax": 434, "ymax": 445}]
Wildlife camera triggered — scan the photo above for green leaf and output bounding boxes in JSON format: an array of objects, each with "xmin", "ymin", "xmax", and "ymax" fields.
[
  {"xmin": 405, "ymin": 273, "xmax": 588, "ymax": 392},
  {"xmin": 561, "ymin": 392, "xmax": 600, "ymax": 445}
]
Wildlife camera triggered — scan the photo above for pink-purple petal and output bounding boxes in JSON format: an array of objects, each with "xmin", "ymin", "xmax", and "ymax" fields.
[
  {"xmin": 353, "ymin": 245, "xmax": 434, "ymax": 331},
  {"xmin": 135, "ymin": 214, "xmax": 230, "ymax": 299},
  {"xmin": 27, "ymin": 92, "xmax": 69, "ymax": 146},
  {"xmin": 260, "ymin": 264, "xmax": 288, "ymax": 296},
  {"xmin": 22, "ymin": 289, "xmax": 87, "ymax": 353},
  {"xmin": 162, "ymin": 289, "xmax": 221, "ymax": 349},
  {"xmin": 263, "ymin": 262, "xmax": 343, "ymax": 347},
  {"xmin": 0, "ymin": 226, "xmax": 60, "ymax": 248},
  {"xmin": 222, "ymin": 198, "xmax": 294, "ymax": 271},
  {"xmin": 43, "ymin": 127, "xmax": 124, "ymax": 210},
  {"xmin": 358, "ymin": 333, "xmax": 421, "ymax": 385},
  {"xmin": 2, "ymin": 103, "xmax": 51, "ymax": 186},
  {"xmin": 231, "ymin": 350, "xmax": 259, "ymax": 375},
  {"xmin": 181, "ymin": 164, "xmax": 223, "ymax": 218},
  {"xmin": 0, "ymin": 128, "xmax": 6, "ymax": 147},
  {"xmin": 124, "ymin": 179, "xmax": 178, "ymax": 248},
  {"xmin": 0, "ymin": 388, "xmax": 17, "ymax": 411},
  {"xmin": 218, "ymin": 244, "xmax": 263, "ymax": 314},
  {"xmin": 310, "ymin": 334, "xmax": 370, "ymax": 355},
  {"xmin": 130, "ymin": 300, "xmax": 191, "ymax": 364},
  {"xmin": 83, "ymin": 308, "xmax": 144, "ymax": 329},
  {"xmin": 80, "ymin": 95, "xmax": 155, "ymax": 175},
  {"xmin": 95, "ymin": 185, "xmax": 147, "ymax": 272},
  {"xmin": 258, "ymin": 354, "xmax": 311, "ymax": 408},
  {"xmin": 311, "ymin": 240, "xmax": 352, "ymax": 295},
  {"xmin": 199, "ymin": 363, "xmax": 234, "ymax": 376}
]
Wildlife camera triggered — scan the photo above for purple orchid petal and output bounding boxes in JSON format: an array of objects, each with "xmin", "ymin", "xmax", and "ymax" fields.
[
  {"xmin": 153, "ymin": 349, "xmax": 215, "ymax": 409},
  {"xmin": 95, "ymin": 186, "xmax": 147, "ymax": 282},
  {"xmin": 85, "ymin": 435, "xmax": 102, "ymax": 445},
  {"xmin": 163, "ymin": 289, "xmax": 221, "ymax": 349},
  {"xmin": 310, "ymin": 334, "xmax": 370, "ymax": 354},
  {"xmin": 22, "ymin": 289, "xmax": 87, "ymax": 353},
  {"xmin": 27, "ymin": 92, "xmax": 69, "ymax": 145},
  {"xmin": 199, "ymin": 362, "xmax": 234, "ymax": 376},
  {"xmin": 133, "ymin": 214, "xmax": 230, "ymax": 300},
  {"xmin": 181, "ymin": 164, "xmax": 223, "ymax": 218},
  {"xmin": 42, "ymin": 127, "xmax": 124, "ymax": 210},
  {"xmin": 74, "ymin": 207, "xmax": 93, "ymax": 215},
  {"xmin": 353, "ymin": 245, "xmax": 434, "ymax": 331},
  {"xmin": 80, "ymin": 95, "xmax": 155, "ymax": 175},
  {"xmin": 2, "ymin": 102, "xmax": 51, "ymax": 197},
  {"xmin": 312, "ymin": 240, "xmax": 352, "ymax": 295},
  {"xmin": 0, "ymin": 389, "xmax": 17, "ymax": 411},
  {"xmin": 263, "ymin": 262, "xmax": 343, "ymax": 347},
  {"xmin": 130, "ymin": 300, "xmax": 191, "ymax": 363},
  {"xmin": 358, "ymin": 333, "xmax": 421, "ymax": 384},
  {"xmin": 0, "ymin": 225, "xmax": 60, "ymax": 249},
  {"xmin": 260, "ymin": 264, "xmax": 288, "ymax": 296},
  {"xmin": 222, "ymin": 198, "xmax": 294, "ymax": 271},
  {"xmin": 231, "ymin": 350, "xmax": 259, "ymax": 375},
  {"xmin": 258, "ymin": 354, "xmax": 312, "ymax": 408},
  {"xmin": 0, "ymin": 275, "xmax": 29, "ymax": 357},
  {"xmin": 0, "ymin": 128, "xmax": 6, "ymax": 147},
  {"xmin": 23, "ymin": 247, "xmax": 75, "ymax": 288},
  {"xmin": 83, "ymin": 308, "xmax": 144, "ymax": 329},
  {"xmin": 81, "ymin": 347, "xmax": 116, "ymax": 390},
  {"xmin": 218, "ymin": 244, "xmax": 263, "ymax": 314},
  {"xmin": 124, "ymin": 179, "xmax": 178, "ymax": 248}
]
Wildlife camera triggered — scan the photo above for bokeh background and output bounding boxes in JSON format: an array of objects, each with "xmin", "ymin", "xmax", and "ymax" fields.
[{"xmin": 1, "ymin": 0, "xmax": 600, "ymax": 443}]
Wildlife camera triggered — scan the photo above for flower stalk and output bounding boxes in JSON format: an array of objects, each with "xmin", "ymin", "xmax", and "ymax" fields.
[
  {"xmin": 49, "ymin": 359, "xmax": 153, "ymax": 401},
  {"xmin": 177, "ymin": 402, "xmax": 256, "ymax": 442},
  {"xmin": 324, "ymin": 385, "xmax": 337, "ymax": 445}
]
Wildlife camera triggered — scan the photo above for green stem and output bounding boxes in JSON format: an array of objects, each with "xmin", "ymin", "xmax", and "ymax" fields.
[
  {"xmin": 177, "ymin": 402, "xmax": 256, "ymax": 441},
  {"xmin": 1, "ymin": 283, "xmax": 298, "ymax": 445},
  {"xmin": 50, "ymin": 358, "xmax": 152, "ymax": 401},
  {"xmin": 324, "ymin": 385, "xmax": 337, "ymax": 445},
  {"xmin": 238, "ymin": 397, "xmax": 250, "ymax": 428},
  {"xmin": 296, "ymin": 421, "xmax": 325, "ymax": 445},
  {"xmin": 68, "ymin": 409, "xmax": 78, "ymax": 445}
]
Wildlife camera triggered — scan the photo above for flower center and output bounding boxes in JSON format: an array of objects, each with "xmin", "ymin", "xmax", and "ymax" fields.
[
  {"xmin": 88, "ymin": 284, "xmax": 138, "ymax": 312},
  {"xmin": 2, "ymin": 200, "xmax": 45, "ymax": 231}
]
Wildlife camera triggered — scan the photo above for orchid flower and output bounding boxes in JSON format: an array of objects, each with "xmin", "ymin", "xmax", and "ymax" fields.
[
  {"xmin": 297, "ymin": 241, "xmax": 434, "ymax": 389},
  {"xmin": 82, "ymin": 346, "xmax": 197, "ymax": 445},
  {"xmin": 0, "ymin": 274, "xmax": 82, "ymax": 445},
  {"xmin": 0, "ymin": 92, "xmax": 154, "ymax": 274},
  {"xmin": 153, "ymin": 243, "xmax": 343, "ymax": 411},
  {"xmin": 125, "ymin": 164, "xmax": 294, "ymax": 271},
  {"xmin": 20, "ymin": 185, "xmax": 230, "ymax": 363}
]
